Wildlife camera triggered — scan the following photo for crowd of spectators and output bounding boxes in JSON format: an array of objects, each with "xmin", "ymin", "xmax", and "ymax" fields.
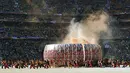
[
  {"xmin": 0, "ymin": 0, "xmax": 106, "ymax": 16},
  {"xmin": 112, "ymin": 30, "xmax": 130, "ymax": 38},
  {"xmin": 0, "ymin": 39, "xmax": 48, "ymax": 60},
  {"xmin": 103, "ymin": 39, "xmax": 130, "ymax": 61},
  {"xmin": 110, "ymin": 27, "xmax": 130, "ymax": 39},
  {"xmin": 1, "ymin": 24, "xmax": 130, "ymax": 39},
  {"xmin": 0, "ymin": 39, "xmax": 130, "ymax": 62},
  {"xmin": 0, "ymin": 24, "xmax": 68, "ymax": 40},
  {"xmin": 12, "ymin": 29, "xmax": 61, "ymax": 38}
]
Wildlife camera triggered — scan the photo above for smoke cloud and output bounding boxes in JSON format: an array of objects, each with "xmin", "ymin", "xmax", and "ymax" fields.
[{"xmin": 62, "ymin": 11, "xmax": 110, "ymax": 45}]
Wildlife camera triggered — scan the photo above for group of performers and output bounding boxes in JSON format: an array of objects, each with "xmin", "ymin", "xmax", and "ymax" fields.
[{"xmin": 0, "ymin": 59, "xmax": 130, "ymax": 69}]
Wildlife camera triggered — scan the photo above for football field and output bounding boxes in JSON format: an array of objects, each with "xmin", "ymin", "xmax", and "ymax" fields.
[{"xmin": 0, "ymin": 68, "xmax": 130, "ymax": 73}]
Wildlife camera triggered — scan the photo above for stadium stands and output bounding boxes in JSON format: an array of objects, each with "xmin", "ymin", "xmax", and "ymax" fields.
[{"xmin": 0, "ymin": 0, "xmax": 130, "ymax": 61}]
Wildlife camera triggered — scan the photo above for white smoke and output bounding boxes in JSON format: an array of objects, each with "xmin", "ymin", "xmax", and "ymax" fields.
[{"xmin": 62, "ymin": 11, "xmax": 110, "ymax": 45}]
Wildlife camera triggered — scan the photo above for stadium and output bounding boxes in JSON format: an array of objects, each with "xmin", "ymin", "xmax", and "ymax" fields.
[{"xmin": 0, "ymin": 0, "xmax": 130, "ymax": 73}]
